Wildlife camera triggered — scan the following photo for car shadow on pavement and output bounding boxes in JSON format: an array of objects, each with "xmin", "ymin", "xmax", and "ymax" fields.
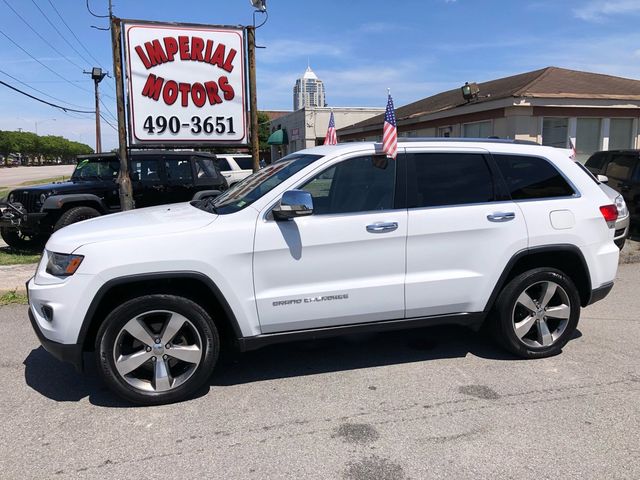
[
  {"xmin": 23, "ymin": 347, "xmax": 134, "ymax": 407},
  {"xmin": 22, "ymin": 325, "xmax": 583, "ymax": 406},
  {"xmin": 210, "ymin": 325, "xmax": 524, "ymax": 387}
]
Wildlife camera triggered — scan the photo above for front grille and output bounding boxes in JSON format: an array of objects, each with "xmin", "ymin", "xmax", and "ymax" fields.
[{"xmin": 12, "ymin": 191, "xmax": 38, "ymax": 212}]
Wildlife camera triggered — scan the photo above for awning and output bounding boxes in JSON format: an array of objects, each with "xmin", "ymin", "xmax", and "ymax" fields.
[{"xmin": 267, "ymin": 129, "xmax": 288, "ymax": 145}]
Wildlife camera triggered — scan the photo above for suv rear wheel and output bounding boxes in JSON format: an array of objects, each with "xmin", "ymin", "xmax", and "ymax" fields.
[
  {"xmin": 54, "ymin": 206, "xmax": 101, "ymax": 231},
  {"xmin": 492, "ymin": 268, "xmax": 580, "ymax": 358},
  {"xmin": 96, "ymin": 294, "xmax": 219, "ymax": 405}
]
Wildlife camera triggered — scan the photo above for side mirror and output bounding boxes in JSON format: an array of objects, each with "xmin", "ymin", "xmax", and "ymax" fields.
[
  {"xmin": 273, "ymin": 190, "xmax": 313, "ymax": 220},
  {"xmin": 192, "ymin": 189, "xmax": 222, "ymax": 201},
  {"xmin": 597, "ymin": 175, "xmax": 609, "ymax": 184}
]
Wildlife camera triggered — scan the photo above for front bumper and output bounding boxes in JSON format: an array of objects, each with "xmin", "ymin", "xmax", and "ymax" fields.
[
  {"xmin": 0, "ymin": 202, "xmax": 47, "ymax": 231},
  {"xmin": 28, "ymin": 306, "xmax": 84, "ymax": 371}
]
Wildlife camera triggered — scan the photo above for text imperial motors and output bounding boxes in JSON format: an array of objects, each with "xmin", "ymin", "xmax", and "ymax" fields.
[{"xmin": 136, "ymin": 35, "xmax": 237, "ymax": 108}]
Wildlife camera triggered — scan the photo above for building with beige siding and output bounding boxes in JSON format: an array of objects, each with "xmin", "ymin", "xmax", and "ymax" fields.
[{"xmin": 338, "ymin": 67, "xmax": 640, "ymax": 162}]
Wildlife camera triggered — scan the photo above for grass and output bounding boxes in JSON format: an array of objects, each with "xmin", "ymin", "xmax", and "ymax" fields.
[
  {"xmin": 0, "ymin": 290, "xmax": 28, "ymax": 306},
  {"xmin": 0, "ymin": 247, "xmax": 41, "ymax": 266}
]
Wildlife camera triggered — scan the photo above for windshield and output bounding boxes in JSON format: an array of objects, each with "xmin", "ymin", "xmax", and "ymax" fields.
[
  {"xmin": 198, "ymin": 153, "xmax": 322, "ymax": 214},
  {"xmin": 72, "ymin": 157, "xmax": 120, "ymax": 180}
]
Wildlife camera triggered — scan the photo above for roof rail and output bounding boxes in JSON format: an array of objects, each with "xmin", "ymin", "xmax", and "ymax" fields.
[{"xmin": 395, "ymin": 137, "xmax": 541, "ymax": 146}]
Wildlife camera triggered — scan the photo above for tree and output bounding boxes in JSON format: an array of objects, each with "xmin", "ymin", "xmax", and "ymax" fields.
[{"xmin": 0, "ymin": 131, "xmax": 93, "ymax": 166}]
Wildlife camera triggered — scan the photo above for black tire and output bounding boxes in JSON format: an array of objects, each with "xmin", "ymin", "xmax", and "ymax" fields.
[
  {"xmin": 0, "ymin": 226, "xmax": 45, "ymax": 250},
  {"xmin": 53, "ymin": 206, "xmax": 101, "ymax": 231},
  {"xmin": 492, "ymin": 268, "xmax": 580, "ymax": 358},
  {"xmin": 96, "ymin": 294, "xmax": 219, "ymax": 405}
]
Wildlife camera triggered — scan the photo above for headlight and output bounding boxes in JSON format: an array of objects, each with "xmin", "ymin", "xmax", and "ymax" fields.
[
  {"xmin": 8, "ymin": 193, "xmax": 14, "ymax": 203},
  {"xmin": 45, "ymin": 251, "xmax": 84, "ymax": 276},
  {"xmin": 615, "ymin": 195, "xmax": 628, "ymax": 218}
]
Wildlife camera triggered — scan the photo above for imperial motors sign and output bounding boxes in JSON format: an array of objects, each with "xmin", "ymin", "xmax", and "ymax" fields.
[{"xmin": 124, "ymin": 22, "xmax": 247, "ymax": 145}]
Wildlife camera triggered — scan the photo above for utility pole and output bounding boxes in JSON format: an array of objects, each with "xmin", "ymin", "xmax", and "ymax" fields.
[
  {"xmin": 84, "ymin": 68, "xmax": 107, "ymax": 153},
  {"xmin": 247, "ymin": 26, "xmax": 260, "ymax": 173},
  {"xmin": 110, "ymin": 6, "xmax": 134, "ymax": 210}
]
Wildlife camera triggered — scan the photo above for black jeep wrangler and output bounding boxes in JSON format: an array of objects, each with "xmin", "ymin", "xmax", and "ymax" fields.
[{"xmin": 0, "ymin": 150, "xmax": 227, "ymax": 249}]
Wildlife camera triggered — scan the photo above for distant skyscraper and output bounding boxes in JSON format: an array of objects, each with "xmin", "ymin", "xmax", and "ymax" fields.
[{"xmin": 293, "ymin": 65, "xmax": 326, "ymax": 110}]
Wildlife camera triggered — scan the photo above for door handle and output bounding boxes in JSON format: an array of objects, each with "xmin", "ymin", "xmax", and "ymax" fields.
[
  {"xmin": 366, "ymin": 222, "xmax": 398, "ymax": 233},
  {"xmin": 487, "ymin": 212, "xmax": 515, "ymax": 222}
]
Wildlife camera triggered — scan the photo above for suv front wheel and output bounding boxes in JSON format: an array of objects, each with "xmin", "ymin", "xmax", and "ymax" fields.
[
  {"xmin": 96, "ymin": 294, "xmax": 219, "ymax": 405},
  {"xmin": 493, "ymin": 268, "xmax": 580, "ymax": 358}
]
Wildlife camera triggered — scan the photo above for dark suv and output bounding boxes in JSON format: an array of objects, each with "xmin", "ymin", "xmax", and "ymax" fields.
[
  {"xmin": 585, "ymin": 150, "xmax": 639, "ymax": 230},
  {"xmin": 0, "ymin": 151, "xmax": 227, "ymax": 249}
]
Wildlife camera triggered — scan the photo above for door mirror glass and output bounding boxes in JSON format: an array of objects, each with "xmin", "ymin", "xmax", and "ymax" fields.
[
  {"xmin": 597, "ymin": 174, "xmax": 609, "ymax": 183},
  {"xmin": 273, "ymin": 189, "xmax": 314, "ymax": 220}
]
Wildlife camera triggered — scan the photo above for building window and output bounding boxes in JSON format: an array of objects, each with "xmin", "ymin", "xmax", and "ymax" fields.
[
  {"xmin": 576, "ymin": 118, "xmax": 602, "ymax": 161},
  {"xmin": 462, "ymin": 121, "xmax": 491, "ymax": 138},
  {"xmin": 609, "ymin": 118, "xmax": 634, "ymax": 150},
  {"xmin": 542, "ymin": 117, "xmax": 568, "ymax": 148},
  {"xmin": 438, "ymin": 126, "xmax": 452, "ymax": 138}
]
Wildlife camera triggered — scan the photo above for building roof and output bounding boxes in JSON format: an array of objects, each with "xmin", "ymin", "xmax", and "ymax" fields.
[
  {"xmin": 339, "ymin": 66, "xmax": 640, "ymax": 133},
  {"xmin": 302, "ymin": 66, "xmax": 318, "ymax": 80}
]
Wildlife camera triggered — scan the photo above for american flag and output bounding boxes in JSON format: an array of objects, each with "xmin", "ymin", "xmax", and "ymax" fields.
[
  {"xmin": 382, "ymin": 93, "xmax": 397, "ymax": 159},
  {"xmin": 569, "ymin": 139, "xmax": 577, "ymax": 159},
  {"xmin": 324, "ymin": 111, "xmax": 337, "ymax": 145}
]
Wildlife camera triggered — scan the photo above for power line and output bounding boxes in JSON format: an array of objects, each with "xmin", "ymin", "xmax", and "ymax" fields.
[
  {"xmin": 0, "ymin": 79, "xmax": 95, "ymax": 113},
  {"xmin": 86, "ymin": 0, "xmax": 109, "ymax": 18},
  {"xmin": 30, "ymin": 0, "xmax": 96, "ymax": 71},
  {"xmin": 99, "ymin": 112, "xmax": 118, "ymax": 132},
  {"xmin": 2, "ymin": 0, "xmax": 85, "ymax": 72},
  {"xmin": 0, "ymin": 27, "xmax": 92, "ymax": 95},
  {"xmin": 46, "ymin": 0, "xmax": 106, "ymax": 68},
  {"xmin": 99, "ymin": 97, "xmax": 118, "ymax": 122},
  {"xmin": 0, "ymin": 68, "xmax": 93, "ymax": 110}
]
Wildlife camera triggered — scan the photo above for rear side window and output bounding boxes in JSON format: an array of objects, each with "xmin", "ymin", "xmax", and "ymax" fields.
[
  {"xmin": 234, "ymin": 157, "xmax": 253, "ymax": 170},
  {"xmin": 605, "ymin": 153, "xmax": 638, "ymax": 181},
  {"xmin": 214, "ymin": 158, "xmax": 231, "ymax": 171},
  {"xmin": 194, "ymin": 157, "xmax": 219, "ymax": 180},
  {"xmin": 494, "ymin": 154, "xmax": 575, "ymax": 200},
  {"xmin": 407, "ymin": 153, "xmax": 494, "ymax": 208},
  {"xmin": 164, "ymin": 158, "xmax": 193, "ymax": 182},
  {"xmin": 585, "ymin": 151, "xmax": 608, "ymax": 172}
]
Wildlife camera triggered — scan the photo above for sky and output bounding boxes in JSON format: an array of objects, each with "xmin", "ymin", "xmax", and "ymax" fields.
[{"xmin": 1, "ymin": 0, "xmax": 639, "ymax": 150}]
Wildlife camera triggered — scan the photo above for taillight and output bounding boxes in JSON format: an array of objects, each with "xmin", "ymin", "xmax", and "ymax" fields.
[{"xmin": 599, "ymin": 204, "xmax": 618, "ymax": 228}]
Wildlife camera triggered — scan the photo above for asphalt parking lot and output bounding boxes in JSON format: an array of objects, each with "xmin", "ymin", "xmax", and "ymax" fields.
[{"xmin": 1, "ymin": 265, "xmax": 639, "ymax": 480}]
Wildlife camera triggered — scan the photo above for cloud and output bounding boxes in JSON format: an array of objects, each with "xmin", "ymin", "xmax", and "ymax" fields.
[
  {"xmin": 257, "ymin": 39, "xmax": 347, "ymax": 64},
  {"xmin": 574, "ymin": 0, "xmax": 640, "ymax": 21}
]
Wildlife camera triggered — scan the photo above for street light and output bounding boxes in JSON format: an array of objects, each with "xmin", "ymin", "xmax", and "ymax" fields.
[
  {"xmin": 250, "ymin": 0, "xmax": 266, "ymax": 11},
  {"xmin": 35, "ymin": 118, "xmax": 56, "ymax": 135},
  {"xmin": 85, "ymin": 67, "xmax": 108, "ymax": 153}
]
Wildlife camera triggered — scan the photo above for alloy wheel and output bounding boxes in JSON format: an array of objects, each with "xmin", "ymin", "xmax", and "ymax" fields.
[
  {"xmin": 511, "ymin": 281, "xmax": 571, "ymax": 348},
  {"xmin": 113, "ymin": 310, "xmax": 203, "ymax": 392}
]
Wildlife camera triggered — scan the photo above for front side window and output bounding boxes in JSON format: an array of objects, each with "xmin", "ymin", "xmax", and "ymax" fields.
[
  {"xmin": 131, "ymin": 159, "xmax": 160, "ymax": 183},
  {"xmin": 300, "ymin": 155, "xmax": 396, "ymax": 215},
  {"xmin": 407, "ymin": 153, "xmax": 494, "ymax": 208},
  {"xmin": 494, "ymin": 154, "xmax": 575, "ymax": 200}
]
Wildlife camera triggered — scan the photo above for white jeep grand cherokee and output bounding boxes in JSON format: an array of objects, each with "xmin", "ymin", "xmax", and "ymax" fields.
[{"xmin": 27, "ymin": 139, "xmax": 620, "ymax": 405}]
